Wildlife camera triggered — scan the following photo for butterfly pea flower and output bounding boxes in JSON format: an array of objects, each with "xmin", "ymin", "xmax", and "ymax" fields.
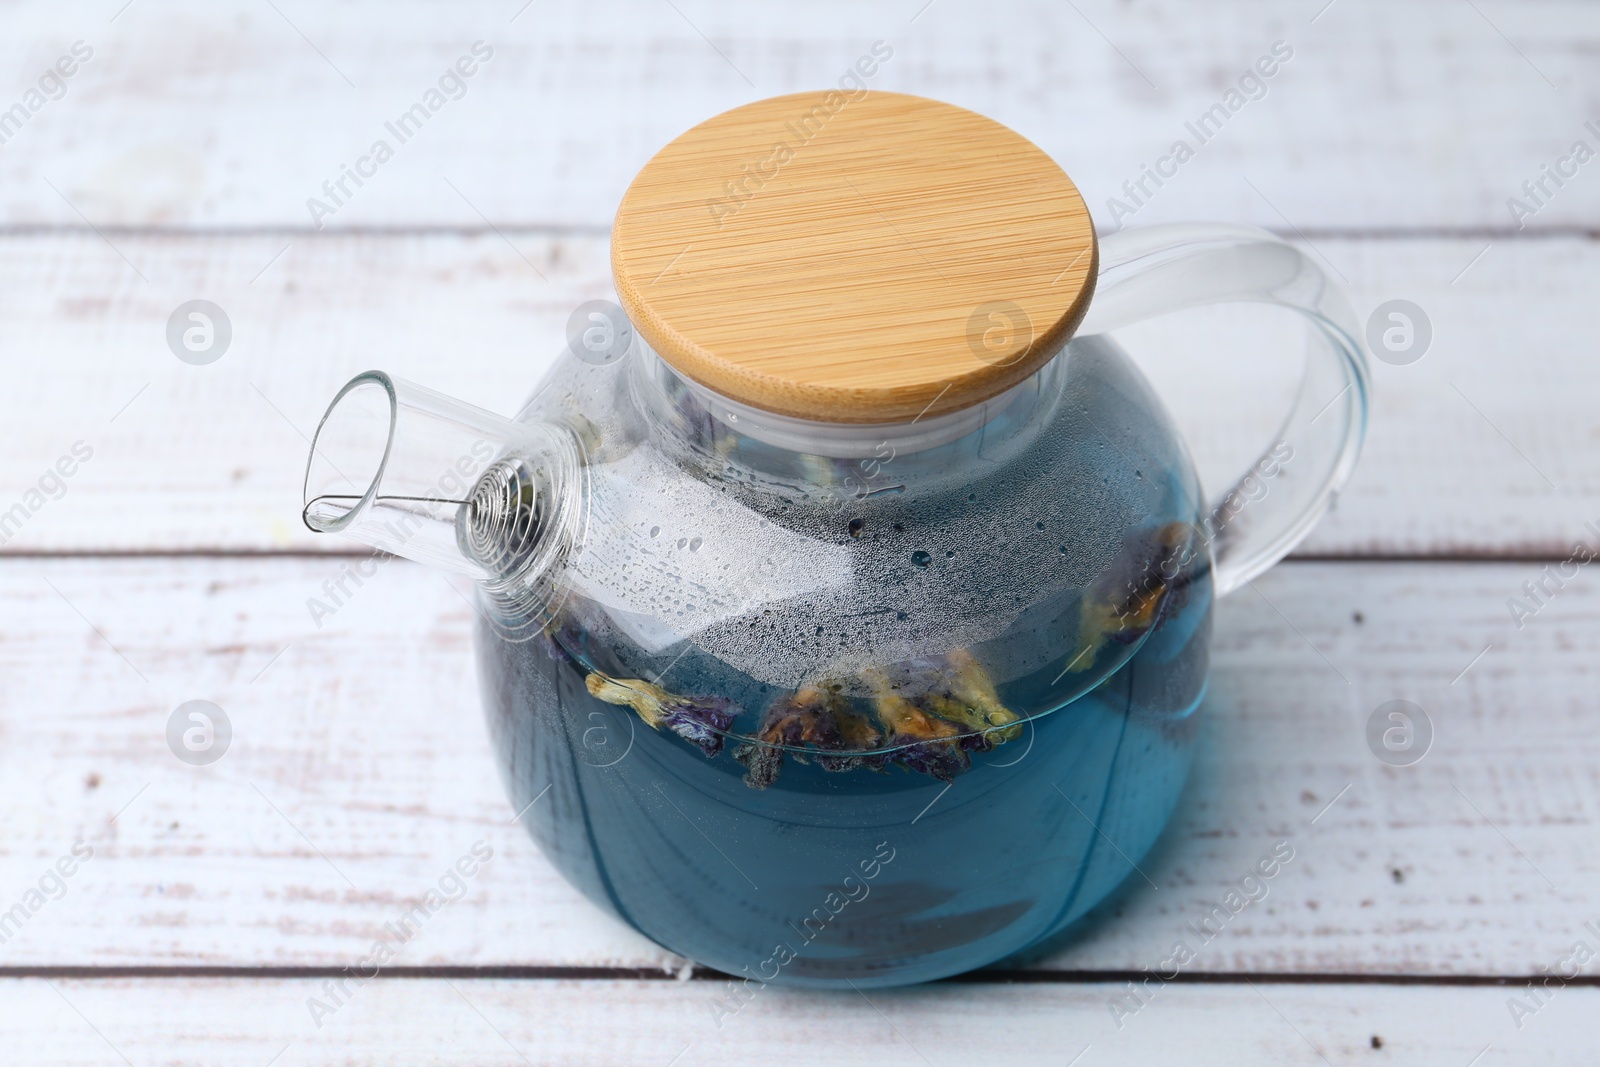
[
  {"xmin": 1065, "ymin": 521, "xmax": 1198, "ymax": 677},
  {"xmin": 866, "ymin": 649, "xmax": 1023, "ymax": 755},
  {"xmin": 865, "ymin": 669, "xmax": 973, "ymax": 782},
  {"xmin": 733, "ymin": 685, "xmax": 883, "ymax": 789},
  {"xmin": 894, "ymin": 736, "xmax": 972, "ymax": 783},
  {"xmin": 585, "ymin": 673, "xmax": 739, "ymax": 758},
  {"xmin": 582, "ymin": 644, "xmax": 1020, "ymax": 788},
  {"xmin": 926, "ymin": 648, "xmax": 1023, "ymax": 744}
]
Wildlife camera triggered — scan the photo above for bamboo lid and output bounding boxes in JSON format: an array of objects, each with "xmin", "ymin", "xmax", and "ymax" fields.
[{"xmin": 610, "ymin": 91, "xmax": 1097, "ymax": 424}]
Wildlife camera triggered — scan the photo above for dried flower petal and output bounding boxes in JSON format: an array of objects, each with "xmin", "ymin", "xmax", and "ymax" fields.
[
  {"xmin": 931, "ymin": 648, "xmax": 1023, "ymax": 743},
  {"xmin": 732, "ymin": 740, "xmax": 784, "ymax": 790},
  {"xmin": 865, "ymin": 668, "xmax": 972, "ymax": 781},
  {"xmin": 538, "ymin": 616, "xmax": 588, "ymax": 667},
  {"xmin": 584, "ymin": 673, "xmax": 739, "ymax": 757},
  {"xmin": 1065, "ymin": 521, "xmax": 1197, "ymax": 676},
  {"xmin": 732, "ymin": 685, "xmax": 883, "ymax": 789},
  {"xmin": 894, "ymin": 737, "xmax": 971, "ymax": 783},
  {"xmin": 864, "ymin": 649, "xmax": 1023, "ymax": 756}
]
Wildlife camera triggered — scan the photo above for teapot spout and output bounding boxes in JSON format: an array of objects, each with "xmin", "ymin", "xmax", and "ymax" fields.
[{"xmin": 302, "ymin": 371, "xmax": 579, "ymax": 587}]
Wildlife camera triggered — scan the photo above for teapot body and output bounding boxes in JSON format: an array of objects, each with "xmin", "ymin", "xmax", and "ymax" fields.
[{"xmin": 475, "ymin": 332, "xmax": 1213, "ymax": 986}]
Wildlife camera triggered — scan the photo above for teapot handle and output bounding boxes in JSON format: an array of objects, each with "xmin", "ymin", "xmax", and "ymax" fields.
[{"xmin": 1076, "ymin": 223, "xmax": 1371, "ymax": 595}]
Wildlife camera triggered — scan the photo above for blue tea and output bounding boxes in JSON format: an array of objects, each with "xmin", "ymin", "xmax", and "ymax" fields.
[{"xmin": 477, "ymin": 336, "xmax": 1212, "ymax": 987}]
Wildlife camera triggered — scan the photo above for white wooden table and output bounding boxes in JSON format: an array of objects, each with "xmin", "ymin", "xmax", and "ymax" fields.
[{"xmin": 2, "ymin": 1, "xmax": 1597, "ymax": 1062}]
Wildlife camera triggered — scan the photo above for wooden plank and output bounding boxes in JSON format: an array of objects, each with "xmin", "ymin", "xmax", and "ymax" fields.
[
  {"xmin": 1, "ymin": 556, "xmax": 1596, "ymax": 974},
  {"xmin": 0, "ymin": 231, "xmax": 1593, "ymax": 557},
  {"xmin": 1, "ymin": 976, "xmax": 1596, "ymax": 1066},
  {"xmin": 0, "ymin": 0, "xmax": 1596, "ymax": 231}
]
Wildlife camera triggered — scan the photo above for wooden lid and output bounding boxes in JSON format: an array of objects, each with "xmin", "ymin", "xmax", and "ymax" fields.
[{"xmin": 611, "ymin": 91, "xmax": 1097, "ymax": 424}]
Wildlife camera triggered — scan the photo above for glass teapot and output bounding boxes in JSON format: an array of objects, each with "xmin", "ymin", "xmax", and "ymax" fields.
[{"xmin": 302, "ymin": 92, "xmax": 1368, "ymax": 987}]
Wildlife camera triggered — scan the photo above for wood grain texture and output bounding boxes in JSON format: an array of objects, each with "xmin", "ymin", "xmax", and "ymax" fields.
[
  {"xmin": 0, "ymin": 232, "xmax": 1594, "ymax": 557},
  {"xmin": 611, "ymin": 90, "xmax": 1097, "ymax": 421},
  {"xmin": 2, "ymin": 977, "xmax": 1597, "ymax": 1065},
  {"xmin": 0, "ymin": 1, "xmax": 1595, "ymax": 232},
  {"xmin": 1, "ymin": 557, "xmax": 1595, "ymax": 975},
  {"xmin": 0, "ymin": 0, "xmax": 1595, "ymax": 1053}
]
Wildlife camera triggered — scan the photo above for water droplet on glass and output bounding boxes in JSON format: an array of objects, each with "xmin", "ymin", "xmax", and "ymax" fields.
[
  {"xmin": 649, "ymin": 525, "xmax": 660, "ymax": 538},
  {"xmin": 911, "ymin": 550, "xmax": 932, "ymax": 568},
  {"xmin": 848, "ymin": 518, "xmax": 864, "ymax": 538},
  {"xmin": 689, "ymin": 536, "xmax": 702, "ymax": 552}
]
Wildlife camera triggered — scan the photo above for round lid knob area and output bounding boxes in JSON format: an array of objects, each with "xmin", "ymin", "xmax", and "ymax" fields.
[{"xmin": 610, "ymin": 91, "xmax": 1098, "ymax": 425}]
